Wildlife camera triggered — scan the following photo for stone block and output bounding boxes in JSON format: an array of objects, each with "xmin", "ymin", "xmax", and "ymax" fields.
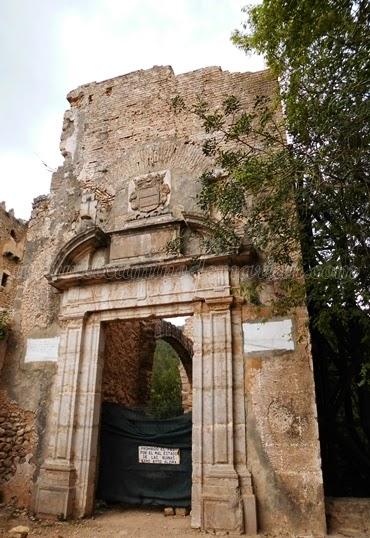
[
  {"xmin": 9, "ymin": 526, "xmax": 29, "ymax": 537},
  {"xmin": 175, "ymin": 507, "xmax": 189, "ymax": 516}
]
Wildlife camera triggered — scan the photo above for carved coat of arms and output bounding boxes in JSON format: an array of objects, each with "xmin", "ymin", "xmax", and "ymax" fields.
[{"xmin": 129, "ymin": 172, "xmax": 170, "ymax": 214}]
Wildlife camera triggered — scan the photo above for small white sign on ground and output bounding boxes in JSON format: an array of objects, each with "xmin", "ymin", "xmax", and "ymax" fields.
[
  {"xmin": 243, "ymin": 319, "xmax": 294, "ymax": 353},
  {"xmin": 138, "ymin": 446, "xmax": 180, "ymax": 465},
  {"xmin": 24, "ymin": 337, "xmax": 60, "ymax": 363}
]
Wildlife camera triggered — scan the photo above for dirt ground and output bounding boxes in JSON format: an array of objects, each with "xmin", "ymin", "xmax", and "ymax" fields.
[
  {"xmin": 0, "ymin": 504, "xmax": 197, "ymax": 538},
  {"xmin": 0, "ymin": 504, "xmax": 362, "ymax": 538}
]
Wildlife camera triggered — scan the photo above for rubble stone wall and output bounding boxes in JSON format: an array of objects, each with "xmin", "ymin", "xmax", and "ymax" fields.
[
  {"xmin": 102, "ymin": 320, "xmax": 156, "ymax": 407},
  {"xmin": 0, "ymin": 391, "xmax": 36, "ymax": 507},
  {"xmin": 0, "ymin": 205, "xmax": 32, "ymax": 508},
  {"xmin": 102, "ymin": 319, "xmax": 193, "ymax": 410}
]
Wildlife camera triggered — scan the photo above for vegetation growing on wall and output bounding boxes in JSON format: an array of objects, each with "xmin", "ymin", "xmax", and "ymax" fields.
[{"xmin": 147, "ymin": 339, "xmax": 183, "ymax": 419}]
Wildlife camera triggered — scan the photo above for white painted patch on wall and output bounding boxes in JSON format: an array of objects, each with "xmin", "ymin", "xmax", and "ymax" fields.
[
  {"xmin": 243, "ymin": 319, "xmax": 294, "ymax": 353},
  {"xmin": 24, "ymin": 337, "xmax": 60, "ymax": 363}
]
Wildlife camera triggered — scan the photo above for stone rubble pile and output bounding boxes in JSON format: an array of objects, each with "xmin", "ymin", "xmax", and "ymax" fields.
[{"xmin": 0, "ymin": 405, "xmax": 34, "ymax": 484}]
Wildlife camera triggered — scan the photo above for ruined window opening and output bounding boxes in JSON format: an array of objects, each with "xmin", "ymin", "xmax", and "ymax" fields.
[
  {"xmin": 1, "ymin": 272, "xmax": 9, "ymax": 287},
  {"xmin": 10, "ymin": 229, "xmax": 16, "ymax": 240}
]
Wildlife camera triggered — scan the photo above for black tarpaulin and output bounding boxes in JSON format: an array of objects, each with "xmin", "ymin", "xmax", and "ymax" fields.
[{"xmin": 96, "ymin": 402, "xmax": 192, "ymax": 507}]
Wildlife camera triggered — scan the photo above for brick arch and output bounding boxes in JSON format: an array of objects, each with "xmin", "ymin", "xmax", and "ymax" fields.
[{"xmin": 154, "ymin": 319, "xmax": 193, "ymax": 382}]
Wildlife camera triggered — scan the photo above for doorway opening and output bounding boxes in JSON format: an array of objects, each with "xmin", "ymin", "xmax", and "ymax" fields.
[{"xmin": 95, "ymin": 316, "xmax": 193, "ymax": 513}]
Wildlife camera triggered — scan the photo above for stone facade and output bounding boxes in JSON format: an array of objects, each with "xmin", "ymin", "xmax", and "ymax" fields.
[{"xmin": 0, "ymin": 66, "xmax": 327, "ymax": 535}]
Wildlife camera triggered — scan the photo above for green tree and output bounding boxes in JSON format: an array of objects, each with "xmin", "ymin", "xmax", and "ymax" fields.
[
  {"xmin": 173, "ymin": 0, "xmax": 370, "ymax": 494},
  {"xmin": 147, "ymin": 339, "xmax": 183, "ymax": 419},
  {"xmin": 235, "ymin": 0, "xmax": 370, "ymax": 496}
]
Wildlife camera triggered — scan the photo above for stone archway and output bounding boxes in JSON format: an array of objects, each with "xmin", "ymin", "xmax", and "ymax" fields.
[
  {"xmin": 98, "ymin": 317, "xmax": 193, "ymax": 412},
  {"xmin": 34, "ymin": 271, "xmax": 257, "ymax": 534},
  {"xmin": 154, "ymin": 319, "xmax": 193, "ymax": 379},
  {"xmin": 34, "ymin": 219, "xmax": 257, "ymax": 535},
  {"xmin": 154, "ymin": 319, "xmax": 193, "ymax": 412}
]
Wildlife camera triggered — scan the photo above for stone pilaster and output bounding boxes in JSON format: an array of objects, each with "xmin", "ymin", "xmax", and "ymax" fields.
[
  {"xmin": 71, "ymin": 316, "xmax": 103, "ymax": 517},
  {"xmin": 34, "ymin": 317, "xmax": 84, "ymax": 518},
  {"xmin": 192, "ymin": 297, "xmax": 247, "ymax": 534},
  {"xmin": 231, "ymin": 300, "xmax": 257, "ymax": 535}
]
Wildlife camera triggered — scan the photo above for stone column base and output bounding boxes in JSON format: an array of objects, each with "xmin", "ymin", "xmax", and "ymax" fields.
[
  {"xmin": 202, "ymin": 467, "xmax": 246, "ymax": 534},
  {"xmin": 241, "ymin": 492, "xmax": 257, "ymax": 535},
  {"xmin": 238, "ymin": 469, "xmax": 257, "ymax": 535},
  {"xmin": 34, "ymin": 461, "xmax": 76, "ymax": 519}
]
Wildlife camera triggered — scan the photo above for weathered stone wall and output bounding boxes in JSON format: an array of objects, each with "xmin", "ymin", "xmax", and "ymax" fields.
[
  {"xmin": 3, "ymin": 67, "xmax": 275, "ymax": 420},
  {"xmin": 102, "ymin": 319, "xmax": 193, "ymax": 410},
  {"xmin": 0, "ymin": 192, "xmax": 70, "ymax": 505},
  {"xmin": 178, "ymin": 361, "xmax": 192, "ymax": 412},
  {"xmin": 102, "ymin": 320, "xmax": 156, "ymax": 407},
  {"xmin": 61, "ymin": 66, "xmax": 276, "ymax": 229},
  {"xmin": 326, "ymin": 497, "xmax": 370, "ymax": 536},
  {"xmin": 242, "ymin": 299, "xmax": 326, "ymax": 534},
  {"xmin": 0, "ymin": 205, "xmax": 32, "ymax": 507},
  {"xmin": 182, "ymin": 316, "xmax": 193, "ymax": 342},
  {"xmin": 180, "ymin": 317, "xmax": 193, "ymax": 412}
]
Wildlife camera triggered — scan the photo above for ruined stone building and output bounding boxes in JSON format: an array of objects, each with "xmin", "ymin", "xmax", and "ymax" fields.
[
  {"xmin": 0, "ymin": 204, "xmax": 27, "ymax": 373},
  {"xmin": 0, "ymin": 66, "xmax": 327, "ymax": 535},
  {"xmin": 0, "ymin": 204, "xmax": 26, "ymax": 311}
]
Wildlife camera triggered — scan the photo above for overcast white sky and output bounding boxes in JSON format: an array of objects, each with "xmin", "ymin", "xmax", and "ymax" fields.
[{"xmin": 0, "ymin": 0, "xmax": 264, "ymax": 220}]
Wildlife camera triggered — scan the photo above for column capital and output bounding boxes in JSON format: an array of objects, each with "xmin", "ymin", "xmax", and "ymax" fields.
[
  {"xmin": 58, "ymin": 313, "xmax": 86, "ymax": 325},
  {"xmin": 205, "ymin": 296, "xmax": 234, "ymax": 311}
]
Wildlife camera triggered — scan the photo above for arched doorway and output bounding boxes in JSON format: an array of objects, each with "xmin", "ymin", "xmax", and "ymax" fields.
[
  {"xmin": 96, "ymin": 317, "xmax": 193, "ymax": 510},
  {"xmin": 34, "ymin": 262, "xmax": 257, "ymax": 534}
]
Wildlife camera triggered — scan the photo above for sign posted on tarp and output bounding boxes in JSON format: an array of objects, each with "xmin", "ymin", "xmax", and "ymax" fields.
[{"xmin": 138, "ymin": 446, "xmax": 180, "ymax": 465}]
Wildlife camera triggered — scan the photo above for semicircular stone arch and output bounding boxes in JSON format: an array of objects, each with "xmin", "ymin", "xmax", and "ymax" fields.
[{"xmin": 154, "ymin": 319, "xmax": 193, "ymax": 383}]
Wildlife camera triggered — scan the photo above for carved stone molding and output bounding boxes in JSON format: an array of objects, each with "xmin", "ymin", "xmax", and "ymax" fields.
[
  {"xmin": 48, "ymin": 227, "xmax": 109, "ymax": 279},
  {"xmin": 205, "ymin": 296, "xmax": 234, "ymax": 310}
]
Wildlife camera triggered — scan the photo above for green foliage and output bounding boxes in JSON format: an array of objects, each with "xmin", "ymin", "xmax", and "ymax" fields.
[
  {"xmin": 239, "ymin": 280, "xmax": 262, "ymax": 306},
  {"xmin": 194, "ymin": 0, "xmax": 370, "ymax": 495},
  {"xmin": 165, "ymin": 235, "xmax": 183, "ymax": 255},
  {"xmin": 173, "ymin": 90, "xmax": 300, "ymax": 261},
  {"xmin": 271, "ymin": 277, "xmax": 307, "ymax": 316},
  {"xmin": 147, "ymin": 339, "xmax": 183, "ymax": 419},
  {"xmin": 0, "ymin": 311, "xmax": 9, "ymax": 341},
  {"xmin": 171, "ymin": 0, "xmax": 370, "ymax": 494}
]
